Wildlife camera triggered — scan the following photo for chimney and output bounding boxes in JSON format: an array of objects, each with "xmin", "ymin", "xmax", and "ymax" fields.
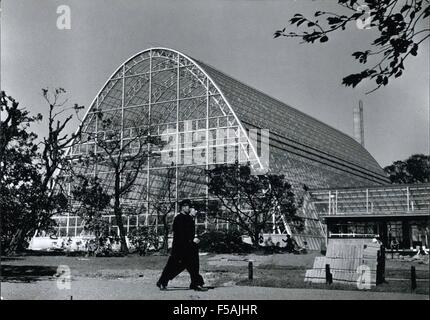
[{"xmin": 353, "ymin": 100, "xmax": 365, "ymax": 147}]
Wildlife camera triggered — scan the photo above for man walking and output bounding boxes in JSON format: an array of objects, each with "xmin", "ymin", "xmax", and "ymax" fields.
[{"xmin": 156, "ymin": 199, "xmax": 207, "ymax": 291}]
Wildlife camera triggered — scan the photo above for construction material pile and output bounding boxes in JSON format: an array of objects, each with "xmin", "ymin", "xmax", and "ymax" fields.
[{"xmin": 305, "ymin": 238, "xmax": 381, "ymax": 287}]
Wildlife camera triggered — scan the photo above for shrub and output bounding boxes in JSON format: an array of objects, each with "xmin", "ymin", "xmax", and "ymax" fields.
[
  {"xmin": 199, "ymin": 229, "xmax": 254, "ymax": 254},
  {"xmin": 128, "ymin": 227, "xmax": 159, "ymax": 255}
]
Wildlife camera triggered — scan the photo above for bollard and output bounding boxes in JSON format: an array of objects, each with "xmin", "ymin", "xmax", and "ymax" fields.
[
  {"xmin": 376, "ymin": 246, "xmax": 386, "ymax": 285},
  {"xmin": 411, "ymin": 266, "xmax": 417, "ymax": 292},
  {"xmin": 325, "ymin": 264, "xmax": 332, "ymax": 285},
  {"xmin": 376, "ymin": 250, "xmax": 381, "ymax": 284},
  {"xmin": 380, "ymin": 246, "xmax": 386, "ymax": 282},
  {"xmin": 248, "ymin": 261, "xmax": 253, "ymax": 280}
]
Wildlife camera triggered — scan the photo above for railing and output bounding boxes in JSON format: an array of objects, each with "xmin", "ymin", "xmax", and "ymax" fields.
[
  {"xmin": 328, "ymin": 232, "xmax": 378, "ymax": 238},
  {"xmin": 310, "ymin": 184, "xmax": 430, "ymax": 216}
]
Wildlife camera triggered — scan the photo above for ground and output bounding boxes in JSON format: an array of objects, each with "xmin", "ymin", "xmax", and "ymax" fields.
[{"xmin": 1, "ymin": 251, "xmax": 429, "ymax": 300}]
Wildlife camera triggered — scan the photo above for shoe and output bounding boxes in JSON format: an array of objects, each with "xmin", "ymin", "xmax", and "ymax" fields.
[
  {"xmin": 156, "ymin": 281, "xmax": 167, "ymax": 291},
  {"xmin": 190, "ymin": 285, "xmax": 208, "ymax": 292}
]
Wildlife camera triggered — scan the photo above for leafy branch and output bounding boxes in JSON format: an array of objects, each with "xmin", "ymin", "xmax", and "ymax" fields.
[{"xmin": 274, "ymin": 0, "xmax": 430, "ymax": 93}]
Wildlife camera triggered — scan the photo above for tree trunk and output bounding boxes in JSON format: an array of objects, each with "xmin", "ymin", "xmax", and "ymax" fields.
[
  {"xmin": 5, "ymin": 229, "xmax": 25, "ymax": 255},
  {"xmin": 251, "ymin": 229, "xmax": 261, "ymax": 249},
  {"xmin": 114, "ymin": 210, "xmax": 128, "ymax": 254},
  {"xmin": 162, "ymin": 214, "xmax": 169, "ymax": 255},
  {"xmin": 114, "ymin": 174, "xmax": 128, "ymax": 255}
]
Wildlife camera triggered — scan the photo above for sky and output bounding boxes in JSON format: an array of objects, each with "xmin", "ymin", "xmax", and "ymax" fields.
[{"xmin": 1, "ymin": 0, "xmax": 429, "ymax": 167}]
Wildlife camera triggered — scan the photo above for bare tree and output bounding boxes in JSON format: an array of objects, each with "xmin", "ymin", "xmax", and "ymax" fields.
[
  {"xmin": 1, "ymin": 89, "xmax": 84, "ymax": 254},
  {"xmin": 83, "ymin": 111, "xmax": 163, "ymax": 254},
  {"xmin": 71, "ymin": 175, "xmax": 111, "ymax": 252},
  {"xmin": 149, "ymin": 162, "xmax": 177, "ymax": 254}
]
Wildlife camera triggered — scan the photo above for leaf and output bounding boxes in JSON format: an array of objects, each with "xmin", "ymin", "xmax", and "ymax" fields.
[
  {"xmin": 319, "ymin": 35, "xmax": 329, "ymax": 43},
  {"xmin": 424, "ymin": 6, "xmax": 430, "ymax": 18},
  {"xmin": 351, "ymin": 12, "xmax": 362, "ymax": 20},
  {"xmin": 352, "ymin": 51, "xmax": 363, "ymax": 59},
  {"xmin": 395, "ymin": 70, "xmax": 403, "ymax": 78},
  {"xmin": 400, "ymin": 4, "xmax": 411, "ymax": 13},
  {"xmin": 297, "ymin": 19, "xmax": 306, "ymax": 27},
  {"xmin": 392, "ymin": 13, "xmax": 404, "ymax": 22},
  {"xmin": 383, "ymin": 76, "xmax": 388, "ymax": 86},
  {"xmin": 410, "ymin": 43, "xmax": 418, "ymax": 56},
  {"xmin": 342, "ymin": 72, "xmax": 365, "ymax": 88},
  {"xmin": 327, "ymin": 17, "xmax": 343, "ymax": 25}
]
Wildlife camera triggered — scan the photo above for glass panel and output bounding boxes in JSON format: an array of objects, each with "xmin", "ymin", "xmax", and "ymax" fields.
[
  {"xmin": 177, "ymin": 166, "xmax": 206, "ymax": 199},
  {"xmin": 148, "ymin": 168, "xmax": 177, "ymax": 199},
  {"xmin": 179, "ymin": 96, "xmax": 206, "ymax": 121},
  {"xmin": 125, "ymin": 74, "xmax": 149, "ymax": 106},
  {"xmin": 123, "ymin": 106, "xmax": 149, "ymax": 130},
  {"xmin": 98, "ymin": 79, "xmax": 122, "ymax": 111},
  {"xmin": 151, "ymin": 54, "xmax": 177, "ymax": 72},
  {"xmin": 209, "ymin": 96, "xmax": 230, "ymax": 117},
  {"xmin": 124, "ymin": 53, "xmax": 150, "ymax": 76},
  {"xmin": 96, "ymin": 109, "xmax": 122, "ymax": 132},
  {"xmin": 150, "ymin": 101, "xmax": 177, "ymax": 125},
  {"xmin": 151, "ymin": 69, "xmax": 177, "ymax": 103},
  {"xmin": 179, "ymin": 65, "xmax": 207, "ymax": 99}
]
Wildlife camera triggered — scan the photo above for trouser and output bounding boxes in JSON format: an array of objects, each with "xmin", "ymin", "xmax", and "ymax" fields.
[{"xmin": 158, "ymin": 246, "xmax": 204, "ymax": 287}]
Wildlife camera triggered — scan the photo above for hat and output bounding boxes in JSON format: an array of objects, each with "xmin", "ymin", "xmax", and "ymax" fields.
[{"xmin": 179, "ymin": 199, "xmax": 192, "ymax": 208}]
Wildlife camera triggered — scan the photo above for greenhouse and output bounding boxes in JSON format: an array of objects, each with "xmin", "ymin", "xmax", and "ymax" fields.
[{"xmin": 45, "ymin": 48, "xmax": 391, "ymax": 250}]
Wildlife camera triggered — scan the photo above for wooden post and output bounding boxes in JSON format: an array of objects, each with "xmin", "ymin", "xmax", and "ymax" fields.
[
  {"xmin": 325, "ymin": 264, "xmax": 332, "ymax": 284},
  {"xmin": 248, "ymin": 261, "xmax": 253, "ymax": 280},
  {"xmin": 376, "ymin": 246, "xmax": 386, "ymax": 285},
  {"xmin": 376, "ymin": 250, "xmax": 381, "ymax": 284},
  {"xmin": 411, "ymin": 266, "xmax": 417, "ymax": 292},
  {"xmin": 381, "ymin": 246, "xmax": 385, "ymax": 283}
]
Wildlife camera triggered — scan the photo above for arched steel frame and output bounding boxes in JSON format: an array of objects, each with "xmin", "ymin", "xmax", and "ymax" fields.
[{"xmin": 61, "ymin": 48, "xmax": 265, "ymax": 236}]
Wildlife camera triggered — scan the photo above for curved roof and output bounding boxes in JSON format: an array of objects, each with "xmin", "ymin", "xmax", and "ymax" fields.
[
  {"xmin": 79, "ymin": 47, "xmax": 389, "ymax": 187},
  {"xmin": 192, "ymin": 58, "xmax": 388, "ymax": 186}
]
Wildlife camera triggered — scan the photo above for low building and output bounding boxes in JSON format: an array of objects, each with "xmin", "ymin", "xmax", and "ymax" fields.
[{"xmin": 309, "ymin": 183, "xmax": 430, "ymax": 250}]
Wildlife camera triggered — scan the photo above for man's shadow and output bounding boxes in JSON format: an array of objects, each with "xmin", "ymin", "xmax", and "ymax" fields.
[{"xmin": 162, "ymin": 285, "xmax": 216, "ymax": 291}]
